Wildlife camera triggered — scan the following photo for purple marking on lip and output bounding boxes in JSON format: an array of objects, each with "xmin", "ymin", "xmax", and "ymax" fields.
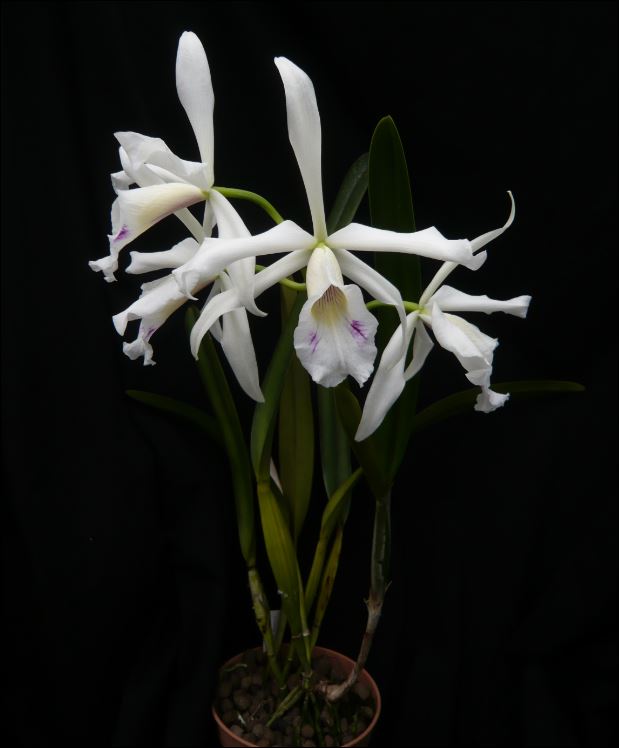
[
  {"xmin": 309, "ymin": 330, "xmax": 319, "ymax": 353},
  {"xmin": 144, "ymin": 326, "xmax": 157, "ymax": 341},
  {"xmin": 114, "ymin": 225, "xmax": 130, "ymax": 243},
  {"xmin": 350, "ymin": 320, "xmax": 367, "ymax": 341}
]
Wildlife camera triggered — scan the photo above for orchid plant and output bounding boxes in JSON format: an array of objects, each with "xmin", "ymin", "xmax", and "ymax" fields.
[{"xmin": 90, "ymin": 31, "xmax": 582, "ymax": 737}]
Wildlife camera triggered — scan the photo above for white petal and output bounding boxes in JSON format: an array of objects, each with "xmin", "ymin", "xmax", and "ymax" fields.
[
  {"xmin": 210, "ymin": 191, "xmax": 265, "ymax": 317},
  {"xmin": 404, "ymin": 319, "xmax": 435, "ymax": 381},
  {"xmin": 112, "ymin": 274, "xmax": 189, "ymax": 337},
  {"xmin": 189, "ymin": 288, "xmax": 242, "ymax": 358},
  {"xmin": 254, "ymin": 249, "xmax": 313, "ymax": 295},
  {"xmin": 115, "ymin": 131, "xmax": 172, "ymax": 171},
  {"xmin": 294, "ymin": 285, "xmax": 378, "ymax": 388},
  {"xmin": 126, "ymin": 237, "xmax": 200, "ymax": 274},
  {"xmin": 88, "ymin": 254, "xmax": 119, "ymax": 283},
  {"xmin": 470, "ymin": 191, "xmax": 515, "ymax": 253},
  {"xmin": 173, "ymin": 221, "xmax": 315, "ymax": 296},
  {"xmin": 204, "ymin": 278, "xmax": 223, "ymax": 341},
  {"xmin": 328, "ymin": 224, "xmax": 480, "ymax": 270},
  {"xmin": 429, "ymin": 306, "xmax": 497, "ymax": 377},
  {"xmin": 428, "ymin": 286, "xmax": 532, "ymax": 318},
  {"xmin": 176, "ymin": 32, "xmax": 214, "ymax": 184},
  {"xmin": 123, "ymin": 336, "xmax": 155, "ymax": 366},
  {"xmin": 210, "ymin": 189, "xmax": 250, "ymax": 240},
  {"xmin": 274, "ymin": 57, "xmax": 327, "ymax": 241},
  {"xmin": 115, "ymin": 141, "xmax": 206, "ymax": 241},
  {"xmin": 355, "ymin": 313, "xmax": 419, "ymax": 442},
  {"xmin": 221, "ymin": 308, "xmax": 265, "ymax": 402},
  {"xmin": 111, "ymin": 169, "xmax": 132, "ymax": 192},
  {"xmin": 333, "ymin": 247, "xmax": 404, "ymax": 312},
  {"xmin": 305, "ymin": 245, "xmax": 344, "ymax": 298},
  {"xmin": 109, "ymin": 183, "xmax": 206, "ymax": 254},
  {"xmin": 475, "ymin": 387, "xmax": 509, "ymax": 412},
  {"xmin": 333, "ymin": 247, "xmax": 407, "ymax": 356}
]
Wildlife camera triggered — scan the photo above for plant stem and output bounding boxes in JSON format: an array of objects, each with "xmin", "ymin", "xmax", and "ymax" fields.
[
  {"xmin": 366, "ymin": 299, "xmax": 423, "ymax": 313},
  {"xmin": 247, "ymin": 567, "xmax": 284, "ymax": 687},
  {"xmin": 317, "ymin": 491, "xmax": 391, "ymax": 702},
  {"xmin": 213, "ymin": 186, "xmax": 284, "ymax": 224}
]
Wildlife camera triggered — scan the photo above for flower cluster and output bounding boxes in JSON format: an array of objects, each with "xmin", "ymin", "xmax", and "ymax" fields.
[{"xmin": 90, "ymin": 32, "xmax": 530, "ymax": 440}]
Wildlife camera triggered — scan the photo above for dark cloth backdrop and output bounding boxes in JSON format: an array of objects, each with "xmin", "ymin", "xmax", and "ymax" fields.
[{"xmin": 1, "ymin": 2, "xmax": 616, "ymax": 746}]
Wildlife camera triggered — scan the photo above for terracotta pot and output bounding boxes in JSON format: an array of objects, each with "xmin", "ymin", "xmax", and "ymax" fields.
[{"xmin": 212, "ymin": 645, "xmax": 381, "ymax": 747}]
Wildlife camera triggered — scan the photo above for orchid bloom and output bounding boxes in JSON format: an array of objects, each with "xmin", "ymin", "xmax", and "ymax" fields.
[
  {"xmin": 356, "ymin": 200, "xmax": 531, "ymax": 441},
  {"xmin": 174, "ymin": 57, "xmax": 509, "ymax": 390},
  {"xmin": 88, "ymin": 32, "xmax": 264, "ymax": 400}
]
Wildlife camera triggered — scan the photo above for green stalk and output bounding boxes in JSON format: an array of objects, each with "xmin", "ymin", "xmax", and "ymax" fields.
[
  {"xmin": 248, "ymin": 567, "xmax": 284, "ymax": 687},
  {"xmin": 318, "ymin": 491, "xmax": 391, "ymax": 702},
  {"xmin": 213, "ymin": 186, "xmax": 284, "ymax": 224},
  {"xmin": 366, "ymin": 299, "xmax": 423, "ymax": 313}
]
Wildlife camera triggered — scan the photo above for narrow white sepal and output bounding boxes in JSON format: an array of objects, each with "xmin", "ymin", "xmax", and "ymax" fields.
[
  {"xmin": 176, "ymin": 31, "xmax": 215, "ymax": 184},
  {"xmin": 274, "ymin": 57, "xmax": 327, "ymax": 241},
  {"xmin": 355, "ymin": 312, "xmax": 419, "ymax": 442},
  {"xmin": 470, "ymin": 191, "xmax": 516, "ymax": 254},
  {"xmin": 221, "ymin": 307, "xmax": 265, "ymax": 403},
  {"xmin": 428, "ymin": 286, "xmax": 532, "ymax": 318},
  {"xmin": 126, "ymin": 237, "xmax": 200, "ymax": 274}
]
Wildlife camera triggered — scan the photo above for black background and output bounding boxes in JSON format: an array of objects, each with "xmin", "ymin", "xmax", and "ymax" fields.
[{"xmin": 1, "ymin": 2, "xmax": 616, "ymax": 746}]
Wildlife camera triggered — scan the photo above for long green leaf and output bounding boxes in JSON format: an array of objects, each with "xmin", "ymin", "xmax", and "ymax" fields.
[
  {"xmin": 251, "ymin": 293, "xmax": 306, "ymax": 482},
  {"xmin": 412, "ymin": 380, "xmax": 585, "ymax": 435},
  {"xmin": 333, "ymin": 383, "xmax": 391, "ymax": 499},
  {"xmin": 125, "ymin": 389, "xmax": 222, "ymax": 446},
  {"xmin": 317, "ymin": 387, "xmax": 351, "ymax": 500},
  {"xmin": 304, "ymin": 468, "xmax": 362, "ymax": 613},
  {"xmin": 279, "ymin": 287, "xmax": 314, "ymax": 541},
  {"xmin": 369, "ymin": 116, "xmax": 419, "ymax": 314},
  {"xmin": 326, "ymin": 152, "xmax": 369, "ymax": 234},
  {"xmin": 185, "ymin": 308, "xmax": 255, "ymax": 564},
  {"xmin": 310, "ymin": 525, "xmax": 344, "ymax": 648},
  {"xmin": 369, "ymin": 116, "xmax": 421, "ymax": 479},
  {"xmin": 256, "ymin": 479, "xmax": 310, "ymax": 666}
]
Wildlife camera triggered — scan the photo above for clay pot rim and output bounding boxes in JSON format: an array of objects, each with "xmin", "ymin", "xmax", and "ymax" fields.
[{"xmin": 212, "ymin": 645, "xmax": 382, "ymax": 747}]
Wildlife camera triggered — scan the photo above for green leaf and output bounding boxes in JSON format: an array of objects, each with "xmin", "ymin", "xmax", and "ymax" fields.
[
  {"xmin": 319, "ymin": 468, "xmax": 362, "ymax": 543},
  {"xmin": 304, "ymin": 468, "xmax": 362, "ymax": 613},
  {"xmin": 368, "ymin": 115, "xmax": 421, "ymax": 480},
  {"xmin": 251, "ymin": 292, "xmax": 306, "ymax": 482},
  {"xmin": 333, "ymin": 383, "xmax": 391, "ymax": 499},
  {"xmin": 326, "ymin": 152, "xmax": 369, "ymax": 234},
  {"xmin": 317, "ymin": 386, "xmax": 351, "ymax": 500},
  {"xmin": 310, "ymin": 524, "xmax": 344, "ymax": 648},
  {"xmin": 412, "ymin": 380, "xmax": 586, "ymax": 435},
  {"xmin": 279, "ymin": 287, "xmax": 314, "ymax": 541},
  {"xmin": 185, "ymin": 308, "xmax": 255, "ymax": 564},
  {"xmin": 256, "ymin": 479, "xmax": 309, "ymax": 663},
  {"xmin": 125, "ymin": 389, "xmax": 222, "ymax": 446},
  {"xmin": 369, "ymin": 116, "xmax": 419, "ymax": 305}
]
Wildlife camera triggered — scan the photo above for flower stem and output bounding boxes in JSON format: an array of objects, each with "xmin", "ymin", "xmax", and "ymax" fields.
[
  {"xmin": 213, "ymin": 186, "xmax": 284, "ymax": 224},
  {"xmin": 366, "ymin": 299, "xmax": 423, "ymax": 313},
  {"xmin": 248, "ymin": 567, "xmax": 285, "ymax": 687},
  {"xmin": 317, "ymin": 491, "xmax": 391, "ymax": 702}
]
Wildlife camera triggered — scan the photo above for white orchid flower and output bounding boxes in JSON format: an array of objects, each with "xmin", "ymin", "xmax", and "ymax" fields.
[
  {"xmin": 174, "ymin": 57, "xmax": 506, "ymax": 389},
  {"xmin": 356, "ymin": 207, "xmax": 531, "ymax": 441},
  {"xmin": 89, "ymin": 31, "xmax": 265, "ymax": 400}
]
